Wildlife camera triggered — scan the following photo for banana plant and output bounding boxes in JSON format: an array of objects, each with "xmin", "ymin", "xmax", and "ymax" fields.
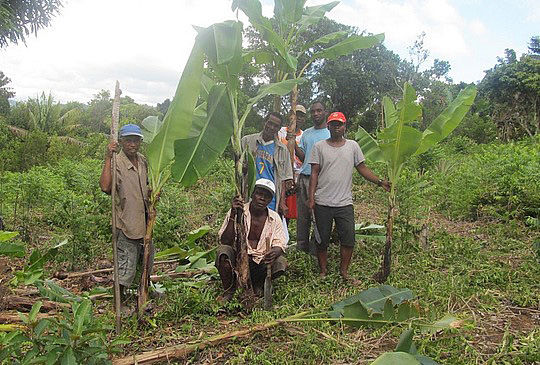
[
  {"xmin": 233, "ymin": 0, "xmax": 384, "ymax": 165},
  {"xmin": 194, "ymin": 20, "xmax": 305, "ymax": 294},
  {"xmin": 356, "ymin": 82, "xmax": 477, "ymax": 282},
  {"xmin": 137, "ymin": 20, "xmax": 305, "ymax": 307}
]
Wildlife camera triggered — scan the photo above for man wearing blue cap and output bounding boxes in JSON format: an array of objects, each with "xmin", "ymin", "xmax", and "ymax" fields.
[{"xmin": 99, "ymin": 124, "xmax": 154, "ymax": 305}]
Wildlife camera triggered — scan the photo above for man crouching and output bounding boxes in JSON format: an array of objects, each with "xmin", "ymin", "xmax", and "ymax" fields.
[{"xmin": 216, "ymin": 178, "xmax": 288, "ymax": 302}]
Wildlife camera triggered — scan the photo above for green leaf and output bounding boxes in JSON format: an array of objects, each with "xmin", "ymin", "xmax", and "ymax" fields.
[
  {"xmin": 415, "ymin": 85, "xmax": 477, "ymax": 155},
  {"xmin": 243, "ymin": 50, "xmax": 274, "ymax": 65},
  {"xmin": 371, "ymin": 352, "xmax": 420, "ymax": 365},
  {"xmin": 155, "ymin": 247, "xmax": 188, "ymax": 260},
  {"xmin": 420, "ymin": 314, "xmax": 461, "ymax": 334},
  {"xmin": 73, "ymin": 299, "xmax": 92, "ymax": 337},
  {"xmin": 332, "ymin": 285, "xmax": 414, "ymax": 316},
  {"xmin": 0, "ymin": 231, "xmax": 18, "ymax": 242},
  {"xmin": 185, "ymin": 225, "xmax": 211, "ymax": 246},
  {"xmin": 274, "ymin": 0, "xmax": 306, "ymax": 24},
  {"xmin": 246, "ymin": 150, "xmax": 256, "ymax": 196},
  {"xmin": 0, "ymin": 242, "xmax": 25, "ymax": 258},
  {"xmin": 249, "ymin": 78, "xmax": 306, "ymax": 106},
  {"xmin": 298, "ymin": 1, "xmax": 340, "ymax": 31},
  {"xmin": 313, "ymin": 34, "xmax": 384, "ymax": 60},
  {"xmin": 141, "ymin": 116, "xmax": 163, "ymax": 144},
  {"xmin": 172, "ymin": 84, "xmax": 234, "ymax": 187},
  {"xmin": 382, "ymin": 96, "xmax": 398, "ymax": 128},
  {"xmin": 60, "ymin": 347, "xmax": 77, "ymax": 365},
  {"xmin": 341, "ymin": 301, "xmax": 369, "ymax": 328},
  {"xmin": 147, "ymin": 36, "xmax": 205, "ymax": 178},
  {"xmin": 355, "ymin": 126, "xmax": 384, "ymax": 163},
  {"xmin": 395, "ymin": 328, "xmax": 416, "ymax": 354},
  {"xmin": 312, "ymin": 31, "xmax": 348, "ymax": 45},
  {"xmin": 28, "ymin": 301, "xmax": 43, "ymax": 323}
]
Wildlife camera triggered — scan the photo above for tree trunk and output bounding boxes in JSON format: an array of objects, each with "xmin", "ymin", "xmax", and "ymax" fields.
[
  {"xmin": 374, "ymin": 200, "xmax": 394, "ymax": 283},
  {"xmin": 137, "ymin": 204, "xmax": 157, "ymax": 318},
  {"xmin": 234, "ymin": 152, "xmax": 252, "ymax": 295}
]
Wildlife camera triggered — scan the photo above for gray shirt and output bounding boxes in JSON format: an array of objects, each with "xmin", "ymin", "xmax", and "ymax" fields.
[{"xmin": 309, "ymin": 139, "xmax": 365, "ymax": 207}]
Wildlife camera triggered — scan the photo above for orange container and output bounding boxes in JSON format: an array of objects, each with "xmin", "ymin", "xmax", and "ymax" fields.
[{"xmin": 285, "ymin": 193, "xmax": 297, "ymax": 219}]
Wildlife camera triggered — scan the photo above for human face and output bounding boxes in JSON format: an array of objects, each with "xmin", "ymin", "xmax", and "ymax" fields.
[
  {"xmin": 120, "ymin": 135, "xmax": 142, "ymax": 157},
  {"xmin": 310, "ymin": 103, "xmax": 326, "ymax": 126},
  {"xmin": 261, "ymin": 114, "xmax": 281, "ymax": 141},
  {"xmin": 295, "ymin": 111, "xmax": 306, "ymax": 129},
  {"xmin": 327, "ymin": 120, "xmax": 345, "ymax": 139},
  {"xmin": 251, "ymin": 187, "xmax": 273, "ymax": 210}
]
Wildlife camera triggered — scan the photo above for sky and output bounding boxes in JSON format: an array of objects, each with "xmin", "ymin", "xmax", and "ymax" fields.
[{"xmin": 1, "ymin": 0, "xmax": 538, "ymax": 106}]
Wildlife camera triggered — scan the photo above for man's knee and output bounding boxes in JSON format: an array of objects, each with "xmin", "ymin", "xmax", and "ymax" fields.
[
  {"xmin": 216, "ymin": 245, "xmax": 235, "ymax": 268},
  {"xmin": 271, "ymin": 256, "xmax": 288, "ymax": 279}
]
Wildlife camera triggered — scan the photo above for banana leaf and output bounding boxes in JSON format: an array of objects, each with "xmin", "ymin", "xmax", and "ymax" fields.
[
  {"xmin": 274, "ymin": 0, "xmax": 305, "ymax": 24},
  {"xmin": 312, "ymin": 34, "xmax": 384, "ymax": 60},
  {"xmin": 355, "ymin": 126, "xmax": 384, "ymax": 163},
  {"xmin": 298, "ymin": 1, "xmax": 340, "ymax": 31},
  {"xmin": 415, "ymin": 85, "xmax": 477, "ymax": 155},
  {"xmin": 331, "ymin": 285, "xmax": 414, "ymax": 316},
  {"xmin": 146, "ymin": 38, "xmax": 205, "ymax": 178},
  {"xmin": 141, "ymin": 116, "xmax": 162, "ymax": 144},
  {"xmin": 371, "ymin": 352, "xmax": 420, "ymax": 365},
  {"xmin": 171, "ymin": 84, "xmax": 234, "ymax": 186}
]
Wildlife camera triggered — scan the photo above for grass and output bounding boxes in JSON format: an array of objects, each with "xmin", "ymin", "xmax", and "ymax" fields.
[{"xmin": 114, "ymin": 185, "xmax": 539, "ymax": 364}]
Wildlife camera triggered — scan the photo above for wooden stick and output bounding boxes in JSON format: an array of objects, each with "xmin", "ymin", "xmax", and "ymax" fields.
[
  {"xmin": 0, "ymin": 312, "xmax": 52, "ymax": 324},
  {"xmin": 112, "ymin": 311, "xmax": 308, "ymax": 365},
  {"xmin": 2, "ymin": 296, "xmax": 70, "ymax": 312},
  {"xmin": 53, "ymin": 259, "xmax": 182, "ymax": 280},
  {"xmin": 110, "ymin": 80, "xmax": 122, "ymax": 334}
]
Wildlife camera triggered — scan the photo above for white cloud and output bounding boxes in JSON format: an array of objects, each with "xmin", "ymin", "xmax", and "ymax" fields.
[
  {"xmin": 1, "ymin": 0, "xmax": 233, "ymax": 105},
  {"xmin": 469, "ymin": 20, "xmax": 487, "ymax": 36}
]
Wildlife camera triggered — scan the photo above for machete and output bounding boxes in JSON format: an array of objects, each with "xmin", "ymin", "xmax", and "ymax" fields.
[{"xmin": 264, "ymin": 236, "xmax": 273, "ymax": 310}]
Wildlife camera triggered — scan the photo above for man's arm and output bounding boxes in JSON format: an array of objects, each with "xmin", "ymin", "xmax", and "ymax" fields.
[
  {"xmin": 295, "ymin": 142, "xmax": 305, "ymax": 162},
  {"xmin": 355, "ymin": 162, "xmax": 391, "ymax": 192},
  {"xmin": 99, "ymin": 141, "xmax": 118, "ymax": 194},
  {"xmin": 307, "ymin": 163, "xmax": 320, "ymax": 210}
]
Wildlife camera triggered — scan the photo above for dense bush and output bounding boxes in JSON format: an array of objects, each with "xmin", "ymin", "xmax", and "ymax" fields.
[{"xmin": 431, "ymin": 137, "xmax": 540, "ymax": 220}]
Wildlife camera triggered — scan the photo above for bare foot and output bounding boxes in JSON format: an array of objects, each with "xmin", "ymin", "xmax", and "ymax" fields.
[
  {"xmin": 319, "ymin": 271, "xmax": 327, "ymax": 278},
  {"xmin": 341, "ymin": 273, "xmax": 361, "ymax": 286}
]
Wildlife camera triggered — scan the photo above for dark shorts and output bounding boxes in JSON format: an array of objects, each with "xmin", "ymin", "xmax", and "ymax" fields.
[
  {"xmin": 314, "ymin": 204, "xmax": 355, "ymax": 249},
  {"xmin": 215, "ymin": 245, "xmax": 288, "ymax": 284}
]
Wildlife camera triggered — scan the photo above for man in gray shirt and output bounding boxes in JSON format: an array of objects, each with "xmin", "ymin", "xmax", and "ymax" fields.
[{"xmin": 307, "ymin": 112, "xmax": 390, "ymax": 283}]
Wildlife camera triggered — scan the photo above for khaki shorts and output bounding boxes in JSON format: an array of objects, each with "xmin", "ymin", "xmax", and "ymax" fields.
[
  {"xmin": 215, "ymin": 245, "xmax": 287, "ymax": 283},
  {"xmin": 117, "ymin": 230, "xmax": 155, "ymax": 287}
]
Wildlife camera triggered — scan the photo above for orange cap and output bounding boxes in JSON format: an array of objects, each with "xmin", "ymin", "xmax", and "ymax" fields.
[{"xmin": 327, "ymin": 111, "xmax": 346, "ymax": 123}]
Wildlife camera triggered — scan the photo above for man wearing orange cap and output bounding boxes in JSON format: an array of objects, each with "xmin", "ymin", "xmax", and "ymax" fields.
[{"xmin": 307, "ymin": 112, "xmax": 390, "ymax": 283}]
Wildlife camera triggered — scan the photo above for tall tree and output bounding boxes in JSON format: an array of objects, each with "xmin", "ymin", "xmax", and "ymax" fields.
[
  {"xmin": 0, "ymin": 0, "xmax": 62, "ymax": 47},
  {"xmin": 0, "ymin": 71, "xmax": 15, "ymax": 116}
]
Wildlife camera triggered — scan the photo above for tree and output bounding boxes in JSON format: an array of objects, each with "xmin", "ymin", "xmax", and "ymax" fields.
[
  {"xmin": 0, "ymin": 71, "xmax": 15, "ymax": 116},
  {"xmin": 156, "ymin": 98, "xmax": 171, "ymax": 116},
  {"xmin": 479, "ymin": 48, "xmax": 540, "ymax": 140},
  {"xmin": 528, "ymin": 36, "xmax": 540, "ymax": 57},
  {"xmin": 0, "ymin": 0, "xmax": 62, "ymax": 48}
]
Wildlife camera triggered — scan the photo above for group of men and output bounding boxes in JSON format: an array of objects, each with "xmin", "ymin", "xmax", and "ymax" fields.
[{"xmin": 100, "ymin": 101, "xmax": 389, "ymax": 308}]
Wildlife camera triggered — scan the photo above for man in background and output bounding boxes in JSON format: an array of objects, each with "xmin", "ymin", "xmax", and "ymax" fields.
[{"xmin": 295, "ymin": 101, "xmax": 329, "ymax": 254}]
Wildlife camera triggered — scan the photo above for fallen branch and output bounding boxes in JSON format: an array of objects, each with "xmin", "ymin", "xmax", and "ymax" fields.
[
  {"xmin": 0, "ymin": 312, "xmax": 52, "ymax": 324},
  {"xmin": 112, "ymin": 311, "xmax": 308, "ymax": 365},
  {"xmin": 2, "ymin": 296, "xmax": 70, "ymax": 312},
  {"xmin": 149, "ymin": 269, "xmax": 215, "ymax": 282},
  {"xmin": 53, "ymin": 259, "xmax": 183, "ymax": 280}
]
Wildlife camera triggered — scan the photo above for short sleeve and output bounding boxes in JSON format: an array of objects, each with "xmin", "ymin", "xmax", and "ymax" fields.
[
  {"xmin": 270, "ymin": 213, "xmax": 287, "ymax": 252},
  {"xmin": 353, "ymin": 141, "xmax": 365, "ymax": 166},
  {"xmin": 308, "ymin": 141, "xmax": 321, "ymax": 165}
]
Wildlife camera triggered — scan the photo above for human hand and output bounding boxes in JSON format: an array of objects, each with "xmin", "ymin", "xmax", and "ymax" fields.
[
  {"xmin": 263, "ymin": 246, "xmax": 282, "ymax": 264},
  {"xmin": 230, "ymin": 195, "xmax": 244, "ymax": 217},
  {"xmin": 279, "ymin": 201, "xmax": 289, "ymax": 217},
  {"xmin": 380, "ymin": 180, "xmax": 391, "ymax": 192},
  {"xmin": 307, "ymin": 197, "xmax": 315, "ymax": 211},
  {"xmin": 106, "ymin": 141, "xmax": 119, "ymax": 158}
]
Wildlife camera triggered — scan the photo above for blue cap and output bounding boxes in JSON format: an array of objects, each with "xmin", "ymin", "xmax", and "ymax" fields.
[{"xmin": 119, "ymin": 124, "xmax": 144, "ymax": 138}]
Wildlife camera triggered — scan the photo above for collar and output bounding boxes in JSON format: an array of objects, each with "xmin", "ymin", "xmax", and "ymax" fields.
[
  {"xmin": 256, "ymin": 132, "xmax": 283, "ymax": 148},
  {"xmin": 119, "ymin": 150, "xmax": 138, "ymax": 170}
]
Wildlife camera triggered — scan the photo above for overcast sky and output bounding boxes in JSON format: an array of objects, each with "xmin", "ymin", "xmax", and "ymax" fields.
[{"xmin": 1, "ymin": 0, "xmax": 538, "ymax": 106}]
